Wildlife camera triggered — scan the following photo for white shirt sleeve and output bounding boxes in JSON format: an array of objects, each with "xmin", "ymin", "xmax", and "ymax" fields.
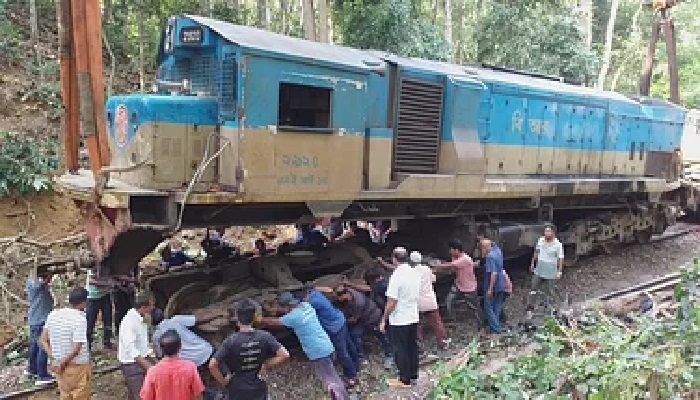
[
  {"xmin": 172, "ymin": 315, "xmax": 197, "ymax": 327},
  {"xmin": 385, "ymin": 272, "xmax": 399, "ymax": 301},
  {"xmin": 73, "ymin": 315, "xmax": 88, "ymax": 343},
  {"xmin": 557, "ymin": 241, "xmax": 564, "ymax": 259}
]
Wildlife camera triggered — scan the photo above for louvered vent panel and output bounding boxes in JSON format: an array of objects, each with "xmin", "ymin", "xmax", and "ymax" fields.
[{"xmin": 394, "ymin": 77, "xmax": 443, "ymax": 174}]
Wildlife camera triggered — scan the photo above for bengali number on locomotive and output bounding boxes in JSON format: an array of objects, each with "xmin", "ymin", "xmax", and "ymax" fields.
[
  {"xmin": 277, "ymin": 174, "xmax": 328, "ymax": 186},
  {"xmin": 280, "ymin": 154, "xmax": 319, "ymax": 168}
]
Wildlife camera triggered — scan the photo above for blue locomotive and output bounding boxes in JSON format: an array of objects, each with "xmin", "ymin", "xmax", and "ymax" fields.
[{"xmin": 58, "ymin": 14, "xmax": 691, "ymax": 276}]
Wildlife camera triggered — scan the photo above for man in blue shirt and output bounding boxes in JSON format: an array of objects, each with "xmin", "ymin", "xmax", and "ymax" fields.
[
  {"xmin": 25, "ymin": 273, "xmax": 54, "ymax": 385},
  {"xmin": 305, "ymin": 288, "xmax": 358, "ymax": 387},
  {"xmin": 480, "ymin": 239, "xmax": 505, "ymax": 334},
  {"xmin": 260, "ymin": 292, "xmax": 349, "ymax": 399}
]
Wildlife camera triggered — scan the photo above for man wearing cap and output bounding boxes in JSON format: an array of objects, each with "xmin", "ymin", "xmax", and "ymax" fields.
[
  {"xmin": 304, "ymin": 287, "xmax": 358, "ymax": 387},
  {"xmin": 150, "ymin": 307, "xmax": 228, "ymax": 395},
  {"xmin": 40, "ymin": 287, "xmax": 91, "ymax": 399},
  {"xmin": 259, "ymin": 291, "xmax": 349, "ymax": 399},
  {"xmin": 334, "ymin": 284, "xmax": 393, "ymax": 369},
  {"xmin": 379, "ymin": 247, "xmax": 420, "ymax": 388},
  {"xmin": 410, "ymin": 251, "xmax": 448, "ymax": 351}
]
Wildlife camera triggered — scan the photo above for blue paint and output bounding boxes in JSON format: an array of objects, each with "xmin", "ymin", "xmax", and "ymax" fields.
[
  {"xmin": 105, "ymin": 95, "xmax": 218, "ymax": 152},
  {"xmin": 113, "ymin": 14, "xmax": 688, "ymax": 171},
  {"xmin": 244, "ymin": 56, "xmax": 368, "ymax": 132}
]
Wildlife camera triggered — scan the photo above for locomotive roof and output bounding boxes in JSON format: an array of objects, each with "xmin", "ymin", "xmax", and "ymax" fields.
[
  {"xmin": 184, "ymin": 15, "xmax": 382, "ymax": 72},
  {"xmin": 182, "ymin": 15, "xmax": 684, "ymax": 114}
]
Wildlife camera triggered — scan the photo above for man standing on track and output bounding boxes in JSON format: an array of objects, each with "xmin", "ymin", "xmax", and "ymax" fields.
[
  {"xmin": 85, "ymin": 269, "xmax": 113, "ymax": 351},
  {"xmin": 527, "ymin": 225, "xmax": 564, "ymax": 314},
  {"xmin": 379, "ymin": 247, "xmax": 420, "ymax": 388},
  {"xmin": 411, "ymin": 251, "xmax": 448, "ymax": 351},
  {"xmin": 209, "ymin": 298, "xmax": 289, "ymax": 400},
  {"xmin": 480, "ymin": 239, "xmax": 506, "ymax": 334},
  {"xmin": 25, "ymin": 272, "xmax": 54, "ymax": 385},
  {"xmin": 40, "ymin": 287, "xmax": 91, "ymax": 399},
  {"xmin": 140, "ymin": 329, "xmax": 206, "ymax": 400},
  {"xmin": 119, "ymin": 292, "xmax": 156, "ymax": 400}
]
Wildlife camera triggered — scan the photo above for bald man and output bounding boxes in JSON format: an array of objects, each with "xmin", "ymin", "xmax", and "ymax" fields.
[{"xmin": 480, "ymin": 239, "xmax": 506, "ymax": 334}]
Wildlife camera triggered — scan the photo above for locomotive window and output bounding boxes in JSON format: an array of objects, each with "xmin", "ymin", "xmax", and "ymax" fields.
[
  {"xmin": 629, "ymin": 141, "xmax": 636, "ymax": 160},
  {"xmin": 639, "ymin": 142, "xmax": 645, "ymax": 160},
  {"xmin": 278, "ymin": 83, "xmax": 332, "ymax": 130}
]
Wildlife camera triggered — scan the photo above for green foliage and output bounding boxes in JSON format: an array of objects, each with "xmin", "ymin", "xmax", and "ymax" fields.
[
  {"xmin": 431, "ymin": 261, "xmax": 700, "ymax": 399},
  {"xmin": 23, "ymin": 59, "xmax": 62, "ymax": 119},
  {"xmin": 334, "ymin": 0, "xmax": 450, "ymax": 61},
  {"xmin": 0, "ymin": 0, "xmax": 20, "ymax": 63},
  {"xmin": 0, "ymin": 132, "xmax": 60, "ymax": 196},
  {"xmin": 473, "ymin": 1, "xmax": 598, "ymax": 82}
]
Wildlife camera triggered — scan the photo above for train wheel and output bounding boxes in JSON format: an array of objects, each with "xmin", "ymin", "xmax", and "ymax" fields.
[
  {"xmin": 563, "ymin": 244, "xmax": 578, "ymax": 268},
  {"xmin": 164, "ymin": 281, "xmax": 211, "ymax": 317},
  {"xmin": 634, "ymin": 228, "xmax": 653, "ymax": 244}
]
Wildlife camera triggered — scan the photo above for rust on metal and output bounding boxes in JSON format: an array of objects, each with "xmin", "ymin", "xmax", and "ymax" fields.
[
  {"xmin": 84, "ymin": 0, "xmax": 111, "ymax": 167},
  {"xmin": 56, "ymin": 0, "xmax": 79, "ymax": 172},
  {"xmin": 662, "ymin": 12, "xmax": 680, "ymax": 104}
]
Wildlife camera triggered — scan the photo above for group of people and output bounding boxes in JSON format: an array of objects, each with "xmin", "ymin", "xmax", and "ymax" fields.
[{"xmin": 25, "ymin": 224, "xmax": 565, "ymax": 399}]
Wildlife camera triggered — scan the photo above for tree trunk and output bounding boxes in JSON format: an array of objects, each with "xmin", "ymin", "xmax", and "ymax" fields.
[
  {"xmin": 29, "ymin": 0, "xmax": 37, "ymax": 44},
  {"xmin": 579, "ymin": 0, "xmax": 593, "ymax": 49},
  {"xmin": 258, "ymin": 0, "xmax": 269, "ymax": 29},
  {"xmin": 597, "ymin": 0, "xmax": 620, "ymax": 90},
  {"xmin": 138, "ymin": 6, "xmax": 145, "ymax": 93},
  {"xmin": 318, "ymin": 0, "xmax": 329, "ymax": 43},
  {"xmin": 302, "ymin": 0, "xmax": 316, "ymax": 41},
  {"xmin": 280, "ymin": 0, "xmax": 289, "ymax": 34},
  {"xmin": 453, "ymin": 0, "xmax": 464, "ymax": 62},
  {"xmin": 444, "ymin": 0, "xmax": 453, "ymax": 60}
]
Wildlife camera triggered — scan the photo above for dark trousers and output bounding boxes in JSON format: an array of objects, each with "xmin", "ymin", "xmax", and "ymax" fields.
[
  {"xmin": 348, "ymin": 322, "xmax": 393, "ymax": 359},
  {"xmin": 484, "ymin": 292, "xmax": 506, "ymax": 333},
  {"xmin": 28, "ymin": 324, "xmax": 50, "ymax": 379},
  {"xmin": 121, "ymin": 362, "xmax": 146, "ymax": 400},
  {"xmin": 328, "ymin": 324, "xmax": 358, "ymax": 379},
  {"xmin": 87, "ymin": 295, "xmax": 113, "ymax": 349},
  {"xmin": 112, "ymin": 289, "xmax": 134, "ymax": 336},
  {"xmin": 389, "ymin": 323, "xmax": 418, "ymax": 385}
]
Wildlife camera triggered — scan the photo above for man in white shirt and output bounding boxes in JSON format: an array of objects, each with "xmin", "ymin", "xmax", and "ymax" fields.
[
  {"xmin": 40, "ymin": 287, "xmax": 90, "ymax": 399},
  {"xmin": 118, "ymin": 292, "xmax": 156, "ymax": 400},
  {"xmin": 379, "ymin": 247, "xmax": 420, "ymax": 388},
  {"xmin": 527, "ymin": 225, "xmax": 565, "ymax": 314}
]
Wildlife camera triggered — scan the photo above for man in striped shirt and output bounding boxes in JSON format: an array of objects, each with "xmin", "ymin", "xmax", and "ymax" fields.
[{"xmin": 40, "ymin": 287, "xmax": 91, "ymax": 399}]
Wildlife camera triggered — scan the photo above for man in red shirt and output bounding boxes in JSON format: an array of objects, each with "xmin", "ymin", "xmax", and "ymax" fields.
[
  {"xmin": 140, "ymin": 329, "xmax": 205, "ymax": 400},
  {"xmin": 431, "ymin": 240, "xmax": 479, "ymax": 321}
]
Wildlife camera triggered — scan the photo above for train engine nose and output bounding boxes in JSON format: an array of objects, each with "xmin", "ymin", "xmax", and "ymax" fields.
[{"xmin": 105, "ymin": 94, "xmax": 219, "ymax": 190}]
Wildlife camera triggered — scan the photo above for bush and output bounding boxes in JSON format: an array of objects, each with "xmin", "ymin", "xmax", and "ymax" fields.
[
  {"xmin": 0, "ymin": 132, "xmax": 60, "ymax": 196},
  {"xmin": 430, "ymin": 260, "xmax": 700, "ymax": 399}
]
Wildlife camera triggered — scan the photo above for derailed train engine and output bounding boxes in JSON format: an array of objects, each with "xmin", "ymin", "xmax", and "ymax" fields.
[{"xmin": 57, "ymin": 15, "xmax": 691, "ymax": 314}]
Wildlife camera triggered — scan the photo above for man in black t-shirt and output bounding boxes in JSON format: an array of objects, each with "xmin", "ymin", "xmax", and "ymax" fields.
[{"xmin": 208, "ymin": 299, "xmax": 289, "ymax": 400}]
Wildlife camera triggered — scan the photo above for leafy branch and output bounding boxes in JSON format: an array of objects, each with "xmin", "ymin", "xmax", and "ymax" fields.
[
  {"xmin": 431, "ymin": 260, "xmax": 700, "ymax": 399},
  {"xmin": 0, "ymin": 132, "xmax": 60, "ymax": 196}
]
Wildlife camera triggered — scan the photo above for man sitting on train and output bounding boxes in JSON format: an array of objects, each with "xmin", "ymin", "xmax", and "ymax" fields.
[{"xmin": 159, "ymin": 239, "xmax": 196, "ymax": 272}]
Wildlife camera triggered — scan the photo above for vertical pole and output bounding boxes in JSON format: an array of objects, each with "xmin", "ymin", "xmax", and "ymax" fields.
[
  {"xmin": 662, "ymin": 13, "xmax": 680, "ymax": 104},
  {"xmin": 85, "ymin": 0, "xmax": 111, "ymax": 166},
  {"xmin": 71, "ymin": 0, "xmax": 103, "ymax": 176},
  {"xmin": 639, "ymin": 17, "xmax": 660, "ymax": 97},
  {"xmin": 56, "ymin": 0, "xmax": 79, "ymax": 172}
]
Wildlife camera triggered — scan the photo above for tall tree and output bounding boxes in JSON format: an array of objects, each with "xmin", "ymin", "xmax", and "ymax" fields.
[
  {"xmin": 302, "ymin": 0, "xmax": 315, "ymax": 40},
  {"xmin": 597, "ymin": 0, "xmax": 619, "ymax": 89},
  {"xmin": 318, "ymin": 0, "xmax": 330, "ymax": 42},
  {"xmin": 444, "ymin": 0, "xmax": 452, "ymax": 60},
  {"xmin": 29, "ymin": 0, "xmax": 37, "ymax": 43},
  {"xmin": 258, "ymin": 0, "xmax": 269, "ymax": 28}
]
